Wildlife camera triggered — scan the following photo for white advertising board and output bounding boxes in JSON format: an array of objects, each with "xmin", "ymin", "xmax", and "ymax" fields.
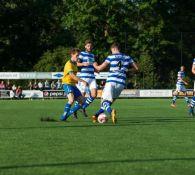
[{"xmin": 139, "ymin": 90, "xmax": 172, "ymax": 97}]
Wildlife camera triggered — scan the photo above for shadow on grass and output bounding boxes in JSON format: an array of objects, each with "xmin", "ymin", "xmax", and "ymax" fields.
[
  {"xmin": 0, "ymin": 122, "xmax": 147, "ymax": 130},
  {"xmin": 1, "ymin": 116, "xmax": 195, "ymax": 130},
  {"xmin": 1, "ymin": 157, "xmax": 195, "ymax": 170}
]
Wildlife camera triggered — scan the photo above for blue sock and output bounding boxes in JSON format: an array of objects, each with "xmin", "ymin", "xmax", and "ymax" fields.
[
  {"xmin": 60, "ymin": 103, "xmax": 71, "ymax": 121},
  {"xmin": 67, "ymin": 102, "xmax": 82, "ymax": 117},
  {"xmin": 102, "ymin": 100, "xmax": 112, "ymax": 115},
  {"xmin": 190, "ymin": 96, "xmax": 195, "ymax": 108},
  {"xmin": 82, "ymin": 96, "xmax": 94, "ymax": 109},
  {"xmin": 95, "ymin": 108, "xmax": 104, "ymax": 117}
]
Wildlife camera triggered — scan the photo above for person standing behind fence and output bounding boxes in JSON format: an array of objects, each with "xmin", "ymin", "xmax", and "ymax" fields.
[
  {"xmin": 44, "ymin": 80, "xmax": 50, "ymax": 90},
  {"xmin": 56, "ymin": 79, "xmax": 62, "ymax": 90},
  {"xmin": 0, "ymin": 80, "xmax": 5, "ymax": 90},
  {"xmin": 28, "ymin": 81, "xmax": 33, "ymax": 90},
  {"xmin": 51, "ymin": 81, "xmax": 56, "ymax": 90},
  {"xmin": 188, "ymin": 58, "xmax": 195, "ymax": 116},
  {"xmin": 170, "ymin": 66, "xmax": 189, "ymax": 108}
]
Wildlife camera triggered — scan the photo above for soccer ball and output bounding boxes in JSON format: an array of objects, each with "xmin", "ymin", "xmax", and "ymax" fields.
[{"xmin": 98, "ymin": 113, "xmax": 108, "ymax": 123}]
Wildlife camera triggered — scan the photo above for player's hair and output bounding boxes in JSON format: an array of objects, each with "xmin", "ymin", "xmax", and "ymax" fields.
[
  {"xmin": 85, "ymin": 39, "xmax": 93, "ymax": 46},
  {"xmin": 110, "ymin": 42, "xmax": 120, "ymax": 51},
  {"xmin": 70, "ymin": 48, "xmax": 80, "ymax": 55}
]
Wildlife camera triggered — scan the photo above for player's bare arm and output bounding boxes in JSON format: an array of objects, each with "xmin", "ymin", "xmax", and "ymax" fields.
[
  {"xmin": 69, "ymin": 72, "xmax": 88, "ymax": 87},
  {"xmin": 93, "ymin": 61, "xmax": 109, "ymax": 71},
  {"xmin": 179, "ymin": 78, "xmax": 188, "ymax": 85},
  {"xmin": 128, "ymin": 62, "xmax": 139, "ymax": 73},
  {"xmin": 77, "ymin": 61, "xmax": 90, "ymax": 67},
  {"xmin": 192, "ymin": 64, "xmax": 195, "ymax": 75}
]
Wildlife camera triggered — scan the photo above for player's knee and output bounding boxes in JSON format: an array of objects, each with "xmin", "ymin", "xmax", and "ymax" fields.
[
  {"xmin": 91, "ymin": 93, "xmax": 97, "ymax": 98},
  {"xmin": 68, "ymin": 99, "xmax": 74, "ymax": 105},
  {"xmin": 77, "ymin": 96, "xmax": 85, "ymax": 105}
]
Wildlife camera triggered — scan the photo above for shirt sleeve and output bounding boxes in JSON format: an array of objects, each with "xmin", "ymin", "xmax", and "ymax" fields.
[
  {"xmin": 78, "ymin": 53, "xmax": 83, "ymax": 63},
  {"xmin": 65, "ymin": 62, "xmax": 74, "ymax": 75},
  {"xmin": 105, "ymin": 56, "xmax": 111, "ymax": 64}
]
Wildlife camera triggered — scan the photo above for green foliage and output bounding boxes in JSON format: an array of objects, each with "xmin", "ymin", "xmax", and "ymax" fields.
[
  {"xmin": 0, "ymin": 0, "xmax": 194, "ymax": 88},
  {"xmin": 33, "ymin": 46, "xmax": 70, "ymax": 72}
]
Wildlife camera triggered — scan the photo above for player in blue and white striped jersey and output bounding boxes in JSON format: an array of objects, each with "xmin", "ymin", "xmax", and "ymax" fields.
[
  {"xmin": 92, "ymin": 43, "xmax": 138, "ymax": 124},
  {"xmin": 69, "ymin": 40, "xmax": 97, "ymax": 118},
  {"xmin": 171, "ymin": 66, "xmax": 189, "ymax": 108},
  {"xmin": 188, "ymin": 58, "xmax": 195, "ymax": 116}
]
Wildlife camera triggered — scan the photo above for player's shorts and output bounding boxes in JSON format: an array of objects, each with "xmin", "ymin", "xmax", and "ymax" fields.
[
  {"xmin": 101, "ymin": 82, "xmax": 124, "ymax": 102},
  {"xmin": 76, "ymin": 78, "xmax": 97, "ymax": 93},
  {"xmin": 176, "ymin": 84, "xmax": 186, "ymax": 92},
  {"xmin": 194, "ymin": 81, "xmax": 195, "ymax": 91},
  {"xmin": 62, "ymin": 84, "xmax": 82, "ymax": 99}
]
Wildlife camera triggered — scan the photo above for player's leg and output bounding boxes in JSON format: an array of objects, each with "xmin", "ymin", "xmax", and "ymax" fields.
[
  {"xmin": 183, "ymin": 91, "xmax": 190, "ymax": 105},
  {"xmin": 188, "ymin": 83, "xmax": 195, "ymax": 116},
  {"xmin": 92, "ymin": 82, "xmax": 118, "ymax": 124},
  {"xmin": 72, "ymin": 81, "xmax": 86, "ymax": 118},
  {"xmin": 171, "ymin": 86, "xmax": 179, "ymax": 107},
  {"xmin": 66, "ymin": 86, "xmax": 85, "ymax": 117},
  {"xmin": 67, "ymin": 96, "xmax": 85, "ymax": 117},
  {"xmin": 60, "ymin": 84, "xmax": 75, "ymax": 121},
  {"xmin": 82, "ymin": 79, "xmax": 97, "ymax": 109}
]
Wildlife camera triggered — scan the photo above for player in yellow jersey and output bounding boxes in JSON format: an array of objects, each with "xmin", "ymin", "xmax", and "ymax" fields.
[{"xmin": 60, "ymin": 48, "xmax": 89, "ymax": 121}]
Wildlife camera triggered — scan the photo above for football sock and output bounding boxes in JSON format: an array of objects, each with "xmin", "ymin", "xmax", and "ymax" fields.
[
  {"xmin": 67, "ymin": 103, "xmax": 82, "ymax": 117},
  {"xmin": 82, "ymin": 96, "xmax": 94, "ymax": 109},
  {"xmin": 102, "ymin": 100, "xmax": 112, "ymax": 115},
  {"xmin": 190, "ymin": 96, "xmax": 195, "ymax": 108},
  {"xmin": 95, "ymin": 108, "xmax": 104, "ymax": 117},
  {"xmin": 172, "ymin": 95, "xmax": 177, "ymax": 104},
  {"xmin": 184, "ymin": 96, "xmax": 189, "ymax": 104},
  {"xmin": 60, "ymin": 103, "xmax": 71, "ymax": 120}
]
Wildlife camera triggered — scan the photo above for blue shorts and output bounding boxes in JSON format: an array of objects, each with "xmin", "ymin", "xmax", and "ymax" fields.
[{"xmin": 63, "ymin": 84, "xmax": 82, "ymax": 99}]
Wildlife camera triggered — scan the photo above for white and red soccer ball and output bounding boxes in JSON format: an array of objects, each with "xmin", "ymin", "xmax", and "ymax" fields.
[{"xmin": 97, "ymin": 113, "xmax": 108, "ymax": 123}]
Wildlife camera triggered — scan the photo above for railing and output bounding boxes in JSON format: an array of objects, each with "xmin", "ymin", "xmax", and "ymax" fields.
[{"xmin": 1, "ymin": 89, "xmax": 192, "ymax": 99}]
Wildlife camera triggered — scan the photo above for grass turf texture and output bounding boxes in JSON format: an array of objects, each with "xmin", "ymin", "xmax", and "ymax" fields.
[{"xmin": 0, "ymin": 99, "xmax": 195, "ymax": 175}]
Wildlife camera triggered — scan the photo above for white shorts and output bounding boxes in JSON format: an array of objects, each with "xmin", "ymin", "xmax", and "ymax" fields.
[
  {"xmin": 76, "ymin": 78, "xmax": 97, "ymax": 93},
  {"xmin": 194, "ymin": 81, "xmax": 195, "ymax": 91},
  {"xmin": 101, "ymin": 82, "xmax": 124, "ymax": 102},
  {"xmin": 176, "ymin": 84, "xmax": 186, "ymax": 92}
]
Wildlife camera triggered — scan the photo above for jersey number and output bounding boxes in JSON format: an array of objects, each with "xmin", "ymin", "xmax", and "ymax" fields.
[{"xmin": 117, "ymin": 61, "xmax": 122, "ymax": 70}]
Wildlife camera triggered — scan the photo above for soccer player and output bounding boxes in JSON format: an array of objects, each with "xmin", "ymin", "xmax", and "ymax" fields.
[
  {"xmin": 60, "ymin": 48, "xmax": 89, "ymax": 121},
  {"xmin": 71, "ymin": 40, "xmax": 97, "ymax": 118},
  {"xmin": 170, "ymin": 66, "xmax": 189, "ymax": 108},
  {"xmin": 188, "ymin": 58, "xmax": 195, "ymax": 116},
  {"xmin": 92, "ymin": 42, "xmax": 138, "ymax": 124}
]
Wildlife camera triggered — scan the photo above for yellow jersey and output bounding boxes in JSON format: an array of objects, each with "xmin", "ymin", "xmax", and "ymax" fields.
[{"xmin": 62, "ymin": 60, "xmax": 78, "ymax": 85}]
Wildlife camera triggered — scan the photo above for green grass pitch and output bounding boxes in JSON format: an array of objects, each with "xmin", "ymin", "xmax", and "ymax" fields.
[{"xmin": 1, "ymin": 99, "xmax": 195, "ymax": 175}]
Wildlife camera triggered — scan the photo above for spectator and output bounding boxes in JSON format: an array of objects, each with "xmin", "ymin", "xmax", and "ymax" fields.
[
  {"xmin": 28, "ymin": 81, "xmax": 33, "ymax": 90},
  {"xmin": 38, "ymin": 80, "xmax": 44, "ymax": 90},
  {"xmin": 56, "ymin": 79, "xmax": 62, "ymax": 90},
  {"xmin": 15, "ymin": 86, "xmax": 25, "ymax": 99},
  {"xmin": 33, "ymin": 80, "xmax": 38, "ymax": 90},
  {"xmin": 50, "ymin": 81, "xmax": 56, "ymax": 90},
  {"xmin": 44, "ymin": 80, "xmax": 50, "ymax": 90},
  {"xmin": 0, "ymin": 80, "xmax": 6, "ymax": 90},
  {"xmin": 12, "ymin": 84, "xmax": 17, "ymax": 93},
  {"xmin": 6, "ymin": 81, "xmax": 12, "ymax": 90}
]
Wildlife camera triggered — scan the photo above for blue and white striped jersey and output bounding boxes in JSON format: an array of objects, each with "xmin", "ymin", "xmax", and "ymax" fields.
[
  {"xmin": 105, "ymin": 53, "xmax": 134, "ymax": 86},
  {"xmin": 78, "ymin": 51, "xmax": 95, "ymax": 79},
  {"xmin": 177, "ymin": 71, "xmax": 185, "ymax": 85},
  {"xmin": 193, "ymin": 58, "xmax": 195, "ymax": 65}
]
